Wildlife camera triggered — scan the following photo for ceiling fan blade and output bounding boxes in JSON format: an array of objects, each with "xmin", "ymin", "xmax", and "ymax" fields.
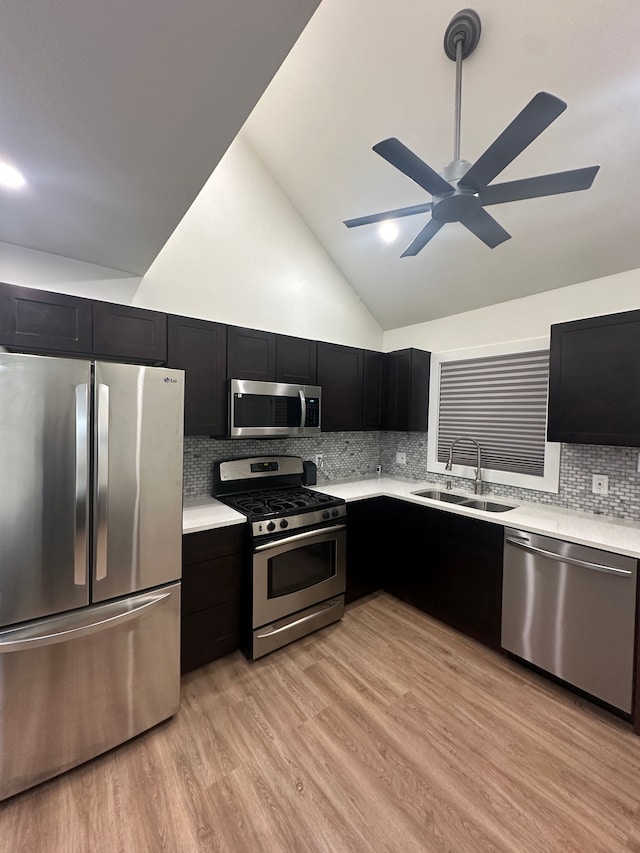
[
  {"xmin": 479, "ymin": 165, "xmax": 600, "ymax": 206},
  {"xmin": 462, "ymin": 208, "xmax": 511, "ymax": 248},
  {"xmin": 400, "ymin": 218, "xmax": 444, "ymax": 256},
  {"xmin": 343, "ymin": 202, "xmax": 433, "ymax": 228},
  {"xmin": 373, "ymin": 138, "xmax": 452, "ymax": 196},
  {"xmin": 459, "ymin": 92, "xmax": 567, "ymax": 192}
]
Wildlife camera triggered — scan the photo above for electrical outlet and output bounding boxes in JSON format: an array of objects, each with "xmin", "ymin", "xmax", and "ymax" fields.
[
  {"xmin": 396, "ymin": 451, "xmax": 407, "ymax": 465},
  {"xmin": 315, "ymin": 453, "xmax": 323, "ymax": 469},
  {"xmin": 375, "ymin": 464, "xmax": 382, "ymax": 475},
  {"xmin": 592, "ymin": 474, "xmax": 608, "ymax": 495}
]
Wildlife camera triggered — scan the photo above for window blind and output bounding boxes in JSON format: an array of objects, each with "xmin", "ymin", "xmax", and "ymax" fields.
[{"xmin": 437, "ymin": 350, "xmax": 549, "ymax": 477}]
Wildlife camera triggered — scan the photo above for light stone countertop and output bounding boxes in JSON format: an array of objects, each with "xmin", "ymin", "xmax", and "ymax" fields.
[{"xmin": 183, "ymin": 477, "xmax": 640, "ymax": 558}]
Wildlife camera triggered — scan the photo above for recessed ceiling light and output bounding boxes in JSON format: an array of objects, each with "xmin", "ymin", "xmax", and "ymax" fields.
[
  {"xmin": 379, "ymin": 221, "xmax": 398, "ymax": 243},
  {"xmin": 0, "ymin": 161, "xmax": 27, "ymax": 190}
]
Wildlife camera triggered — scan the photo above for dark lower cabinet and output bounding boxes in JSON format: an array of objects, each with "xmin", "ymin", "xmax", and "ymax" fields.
[
  {"xmin": 345, "ymin": 498, "xmax": 390, "ymax": 603},
  {"xmin": 181, "ymin": 525, "xmax": 244, "ymax": 673},
  {"xmin": 348, "ymin": 498, "xmax": 504, "ymax": 650},
  {"xmin": 434, "ymin": 511, "xmax": 503, "ymax": 649},
  {"xmin": 168, "ymin": 315, "xmax": 227, "ymax": 435},
  {"xmin": 0, "ymin": 281, "xmax": 92, "ymax": 354}
]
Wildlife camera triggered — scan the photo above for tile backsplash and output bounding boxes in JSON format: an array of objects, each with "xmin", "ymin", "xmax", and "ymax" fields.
[{"xmin": 184, "ymin": 432, "xmax": 640, "ymax": 522}]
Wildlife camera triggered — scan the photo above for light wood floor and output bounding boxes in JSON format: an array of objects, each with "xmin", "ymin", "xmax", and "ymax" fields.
[{"xmin": 2, "ymin": 592, "xmax": 640, "ymax": 852}]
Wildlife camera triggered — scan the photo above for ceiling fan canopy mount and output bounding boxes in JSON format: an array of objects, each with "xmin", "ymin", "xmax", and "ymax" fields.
[{"xmin": 343, "ymin": 8, "xmax": 600, "ymax": 256}]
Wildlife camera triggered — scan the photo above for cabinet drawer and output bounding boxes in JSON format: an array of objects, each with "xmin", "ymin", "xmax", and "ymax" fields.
[
  {"xmin": 182, "ymin": 553, "xmax": 242, "ymax": 615},
  {"xmin": 182, "ymin": 526, "xmax": 244, "ymax": 564}
]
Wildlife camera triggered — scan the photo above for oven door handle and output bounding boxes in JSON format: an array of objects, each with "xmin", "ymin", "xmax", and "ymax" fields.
[{"xmin": 254, "ymin": 523, "xmax": 346, "ymax": 552}]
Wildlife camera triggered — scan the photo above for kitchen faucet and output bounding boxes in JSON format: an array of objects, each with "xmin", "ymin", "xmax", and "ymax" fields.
[{"xmin": 445, "ymin": 437, "xmax": 483, "ymax": 495}]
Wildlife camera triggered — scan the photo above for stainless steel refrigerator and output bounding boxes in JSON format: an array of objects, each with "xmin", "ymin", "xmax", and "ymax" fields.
[{"xmin": 0, "ymin": 352, "xmax": 184, "ymax": 801}]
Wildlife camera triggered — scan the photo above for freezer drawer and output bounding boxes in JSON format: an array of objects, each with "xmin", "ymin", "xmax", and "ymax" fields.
[
  {"xmin": 502, "ymin": 529, "xmax": 637, "ymax": 713},
  {"xmin": 0, "ymin": 582, "xmax": 180, "ymax": 801}
]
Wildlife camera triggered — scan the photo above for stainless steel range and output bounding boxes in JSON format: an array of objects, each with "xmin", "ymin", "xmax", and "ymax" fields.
[{"xmin": 213, "ymin": 456, "xmax": 346, "ymax": 660}]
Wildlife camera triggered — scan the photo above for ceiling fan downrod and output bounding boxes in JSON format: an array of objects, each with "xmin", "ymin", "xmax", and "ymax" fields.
[{"xmin": 444, "ymin": 9, "xmax": 481, "ymax": 164}]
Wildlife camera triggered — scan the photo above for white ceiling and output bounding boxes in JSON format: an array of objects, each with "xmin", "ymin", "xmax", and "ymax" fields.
[
  {"xmin": 3, "ymin": 1, "xmax": 640, "ymax": 332},
  {"xmin": 0, "ymin": 0, "xmax": 320, "ymax": 275},
  {"xmin": 243, "ymin": 0, "xmax": 640, "ymax": 329}
]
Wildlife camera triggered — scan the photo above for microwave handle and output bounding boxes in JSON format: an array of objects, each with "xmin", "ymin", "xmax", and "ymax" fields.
[{"xmin": 299, "ymin": 389, "xmax": 307, "ymax": 428}]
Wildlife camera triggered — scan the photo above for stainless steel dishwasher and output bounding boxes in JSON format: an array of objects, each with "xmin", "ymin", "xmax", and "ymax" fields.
[{"xmin": 502, "ymin": 528, "xmax": 637, "ymax": 713}]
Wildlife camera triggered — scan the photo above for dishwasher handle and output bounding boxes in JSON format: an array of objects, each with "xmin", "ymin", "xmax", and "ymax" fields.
[{"xmin": 505, "ymin": 536, "xmax": 634, "ymax": 577}]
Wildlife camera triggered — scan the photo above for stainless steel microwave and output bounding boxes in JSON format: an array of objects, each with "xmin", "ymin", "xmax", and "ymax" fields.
[{"xmin": 229, "ymin": 379, "xmax": 321, "ymax": 438}]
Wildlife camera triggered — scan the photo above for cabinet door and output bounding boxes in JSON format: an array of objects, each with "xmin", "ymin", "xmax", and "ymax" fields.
[
  {"xmin": 547, "ymin": 310, "xmax": 640, "ymax": 446},
  {"xmin": 0, "ymin": 281, "xmax": 92, "ymax": 355},
  {"xmin": 168, "ymin": 315, "xmax": 227, "ymax": 436},
  {"xmin": 382, "ymin": 502, "xmax": 439, "ymax": 611},
  {"xmin": 92, "ymin": 302, "xmax": 167, "ymax": 363},
  {"xmin": 276, "ymin": 334, "xmax": 317, "ymax": 384},
  {"xmin": 345, "ymin": 498, "xmax": 389, "ymax": 603},
  {"xmin": 435, "ymin": 513, "xmax": 503, "ymax": 649},
  {"xmin": 227, "ymin": 326, "xmax": 276, "ymax": 381},
  {"xmin": 384, "ymin": 348, "xmax": 430, "ymax": 431},
  {"xmin": 363, "ymin": 350, "xmax": 384, "ymax": 430},
  {"xmin": 317, "ymin": 342, "xmax": 364, "ymax": 431}
]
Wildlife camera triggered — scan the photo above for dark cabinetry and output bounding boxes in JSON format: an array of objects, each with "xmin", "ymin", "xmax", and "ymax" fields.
[
  {"xmin": 168, "ymin": 315, "xmax": 227, "ymax": 435},
  {"xmin": 276, "ymin": 334, "xmax": 317, "ymax": 384},
  {"xmin": 345, "ymin": 498, "xmax": 391, "ymax": 603},
  {"xmin": 227, "ymin": 326, "xmax": 276, "ymax": 381},
  {"xmin": 0, "ymin": 281, "xmax": 92, "ymax": 354},
  {"xmin": 383, "ymin": 348, "xmax": 431, "ymax": 431},
  {"xmin": 363, "ymin": 351, "xmax": 384, "ymax": 430},
  {"xmin": 317, "ymin": 342, "xmax": 364, "ymax": 431},
  {"xmin": 0, "ymin": 281, "xmax": 167, "ymax": 363},
  {"xmin": 92, "ymin": 301, "xmax": 167, "ymax": 363},
  {"xmin": 351, "ymin": 498, "xmax": 504, "ymax": 649},
  {"xmin": 181, "ymin": 525, "xmax": 244, "ymax": 673},
  {"xmin": 547, "ymin": 309, "xmax": 640, "ymax": 446}
]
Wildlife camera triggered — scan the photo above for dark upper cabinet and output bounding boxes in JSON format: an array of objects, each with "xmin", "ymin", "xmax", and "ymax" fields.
[
  {"xmin": 227, "ymin": 326, "xmax": 276, "ymax": 381},
  {"xmin": 363, "ymin": 350, "xmax": 384, "ymax": 430},
  {"xmin": 167, "ymin": 315, "xmax": 227, "ymax": 436},
  {"xmin": 383, "ymin": 348, "xmax": 430, "ymax": 431},
  {"xmin": 547, "ymin": 310, "xmax": 640, "ymax": 446},
  {"xmin": 275, "ymin": 334, "xmax": 317, "ymax": 385},
  {"xmin": 0, "ymin": 281, "xmax": 92, "ymax": 355},
  {"xmin": 92, "ymin": 302, "xmax": 167, "ymax": 363},
  {"xmin": 317, "ymin": 342, "xmax": 364, "ymax": 431}
]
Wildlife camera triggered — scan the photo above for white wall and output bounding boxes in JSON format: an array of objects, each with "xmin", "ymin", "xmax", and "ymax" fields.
[
  {"xmin": 383, "ymin": 268, "xmax": 640, "ymax": 353},
  {"xmin": 0, "ymin": 241, "xmax": 141, "ymax": 303},
  {"xmin": 133, "ymin": 135, "xmax": 383, "ymax": 350}
]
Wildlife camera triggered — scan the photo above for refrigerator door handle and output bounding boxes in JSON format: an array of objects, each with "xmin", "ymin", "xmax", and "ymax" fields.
[
  {"xmin": 95, "ymin": 382, "xmax": 110, "ymax": 581},
  {"xmin": 74, "ymin": 384, "xmax": 89, "ymax": 586},
  {"xmin": 0, "ymin": 591, "xmax": 171, "ymax": 653}
]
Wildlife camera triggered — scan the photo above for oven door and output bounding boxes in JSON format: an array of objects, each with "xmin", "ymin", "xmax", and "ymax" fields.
[{"xmin": 252, "ymin": 524, "xmax": 346, "ymax": 627}]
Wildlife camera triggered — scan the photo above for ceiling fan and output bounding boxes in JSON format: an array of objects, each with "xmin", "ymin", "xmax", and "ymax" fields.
[{"xmin": 343, "ymin": 8, "xmax": 600, "ymax": 256}]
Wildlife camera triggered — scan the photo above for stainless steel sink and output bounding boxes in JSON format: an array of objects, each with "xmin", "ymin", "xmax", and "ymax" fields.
[
  {"xmin": 459, "ymin": 498, "xmax": 516, "ymax": 513},
  {"xmin": 411, "ymin": 489, "xmax": 517, "ymax": 513},
  {"xmin": 410, "ymin": 489, "xmax": 470, "ymax": 504}
]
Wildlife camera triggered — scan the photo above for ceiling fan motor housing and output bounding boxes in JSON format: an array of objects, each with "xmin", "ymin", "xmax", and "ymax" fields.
[{"xmin": 444, "ymin": 8, "xmax": 481, "ymax": 60}]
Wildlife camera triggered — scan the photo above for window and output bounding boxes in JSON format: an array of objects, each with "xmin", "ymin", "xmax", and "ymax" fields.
[{"xmin": 427, "ymin": 339, "xmax": 560, "ymax": 493}]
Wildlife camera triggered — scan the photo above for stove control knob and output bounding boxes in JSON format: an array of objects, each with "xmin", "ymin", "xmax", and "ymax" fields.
[
  {"xmin": 267, "ymin": 522, "xmax": 276, "ymax": 532},
  {"xmin": 279, "ymin": 519, "xmax": 289, "ymax": 529},
  {"xmin": 331, "ymin": 508, "xmax": 340, "ymax": 517},
  {"xmin": 322, "ymin": 510, "xmax": 330, "ymax": 520}
]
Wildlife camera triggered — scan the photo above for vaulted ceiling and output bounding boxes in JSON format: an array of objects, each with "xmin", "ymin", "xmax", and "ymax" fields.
[
  {"xmin": 243, "ymin": 0, "xmax": 640, "ymax": 329},
  {"xmin": 2, "ymin": 1, "xmax": 640, "ymax": 331}
]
